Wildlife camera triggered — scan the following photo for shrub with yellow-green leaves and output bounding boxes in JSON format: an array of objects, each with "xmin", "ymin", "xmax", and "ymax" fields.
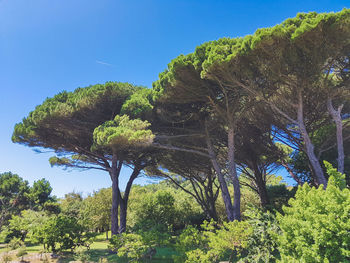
[
  {"xmin": 276, "ymin": 161, "xmax": 350, "ymax": 262},
  {"xmin": 174, "ymin": 220, "xmax": 252, "ymax": 263}
]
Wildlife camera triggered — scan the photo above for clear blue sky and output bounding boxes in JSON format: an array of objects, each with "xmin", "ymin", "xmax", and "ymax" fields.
[{"xmin": 0, "ymin": 0, "xmax": 348, "ymax": 197}]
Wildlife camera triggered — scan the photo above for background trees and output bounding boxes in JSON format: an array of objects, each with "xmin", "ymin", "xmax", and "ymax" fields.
[{"xmin": 0, "ymin": 172, "xmax": 30, "ymax": 229}]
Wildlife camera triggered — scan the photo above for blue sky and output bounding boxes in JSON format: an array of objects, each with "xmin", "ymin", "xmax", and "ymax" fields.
[{"xmin": 0, "ymin": 0, "xmax": 348, "ymax": 197}]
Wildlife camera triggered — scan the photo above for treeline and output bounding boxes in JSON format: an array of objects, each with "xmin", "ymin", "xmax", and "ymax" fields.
[
  {"xmin": 0, "ymin": 171, "xmax": 293, "ymax": 255},
  {"xmin": 6, "ymin": 9, "xmax": 350, "ymax": 262},
  {"xmin": 0, "ymin": 172, "xmax": 55, "ymax": 230}
]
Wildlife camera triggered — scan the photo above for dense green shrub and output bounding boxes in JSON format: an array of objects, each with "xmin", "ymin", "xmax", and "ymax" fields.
[
  {"xmin": 36, "ymin": 215, "xmax": 95, "ymax": 252},
  {"xmin": 173, "ymin": 225, "xmax": 206, "ymax": 263},
  {"xmin": 239, "ymin": 208, "xmax": 280, "ymax": 262},
  {"xmin": 276, "ymin": 162, "xmax": 350, "ymax": 262},
  {"xmin": 4, "ymin": 210, "xmax": 49, "ymax": 242},
  {"xmin": 174, "ymin": 220, "xmax": 252, "ymax": 263},
  {"xmin": 108, "ymin": 233, "xmax": 151, "ymax": 261}
]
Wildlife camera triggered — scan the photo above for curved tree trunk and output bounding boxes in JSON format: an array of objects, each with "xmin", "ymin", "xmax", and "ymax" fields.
[
  {"xmin": 118, "ymin": 166, "xmax": 141, "ymax": 233},
  {"xmin": 205, "ymin": 125, "xmax": 235, "ymax": 221},
  {"xmin": 297, "ymin": 92, "xmax": 327, "ymax": 187}
]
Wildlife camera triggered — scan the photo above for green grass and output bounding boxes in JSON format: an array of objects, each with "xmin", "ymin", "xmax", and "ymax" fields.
[{"xmin": 0, "ymin": 233, "xmax": 177, "ymax": 262}]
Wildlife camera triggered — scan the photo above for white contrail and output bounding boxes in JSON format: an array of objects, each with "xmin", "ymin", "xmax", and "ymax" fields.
[{"xmin": 96, "ymin": 60, "xmax": 114, "ymax": 67}]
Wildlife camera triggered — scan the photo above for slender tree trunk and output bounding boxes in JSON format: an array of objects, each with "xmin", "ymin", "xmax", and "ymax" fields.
[
  {"xmin": 227, "ymin": 125, "xmax": 241, "ymax": 221},
  {"xmin": 205, "ymin": 125, "xmax": 235, "ymax": 221},
  {"xmin": 118, "ymin": 166, "xmax": 141, "ymax": 233},
  {"xmin": 327, "ymin": 98, "xmax": 344, "ymax": 174},
  {"xmin": 297, "ymin": 92, "xmax": 327, "ymax": 187},
  {"xmin": 110, "ymin": 154, "xmax": 122, "ymax": 236},
  {"xmin": 106, "ymin": 230, "xmax": 109, "ymax": 240}
]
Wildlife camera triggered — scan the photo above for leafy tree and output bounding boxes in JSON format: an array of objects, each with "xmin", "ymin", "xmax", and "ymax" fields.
[
  {"xmin": 92, "ymin": 114, "xmax": 156, "ymax": 233},
  {"xmin": 130, "ymin": 190, "xmax": 177, "ymax": 232},
  {"xmin": 28, "ymin": 178, "xmax": 54, "ymax": 210},
  {"xmin": 276, "ymin": 161, "xmax": 350, "ymax": 262},
  {"xmin": 36, "ymin": 214, "xmax": 95, "ymax": 252},
  {"xmin": 3, "ymin": 209, "xmax": 49, "ymax": 242},
  {"xmin": 199, "ymin": 10, "xmax": 350, "ymax": 187},
  {"xmin": 82, "ymin": 188, "xmax": 112, "ymax": 239},
  {"xmin": 128, "ymin": 183, "xmax": 204, "ymax": 231},
  {"xmin": 154, "ymin": 44, "xmax": 255, "ymax": 221},
  {"xmin": 59, "ymin": 192, "xmax": 84, "ymax": 218},
  {"xmin": 0, "ymin": 172, "xmax": 30, "ymax": 228},
  {"xmin": 12, "ymin": 82, "xmax": 158, "ymax": 235}
]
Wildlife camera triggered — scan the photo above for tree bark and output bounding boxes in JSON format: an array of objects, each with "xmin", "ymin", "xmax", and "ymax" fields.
[
  {"xmin": 110, "ymin": 154, "xmax": 123, "ymax": 236},
  {"xmin": 205, "ymin": 125, "xmax": 235, "ymax": 221},
  {"xmin": 327, "ymin": 98, "xmax": 344, "ymax": 174},
  {"xmin": 297, "ymin": 92, "xmax": 327, "ymax": 187},
  {"xmin": 118, "ymin": 166, "xmax": 141, "ymax": 233},
  {"xmin": 227, "ymin": 125, "xmax": 241, "ymax": 221}
]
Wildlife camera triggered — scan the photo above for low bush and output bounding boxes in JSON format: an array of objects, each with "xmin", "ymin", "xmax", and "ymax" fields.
[{"xmin": 276, "ymin": 161, "xmax": 350, "ymax": 262}]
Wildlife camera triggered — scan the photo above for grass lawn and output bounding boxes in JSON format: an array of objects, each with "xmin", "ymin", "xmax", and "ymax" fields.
[{"xmin": 0, "ymin": 233, "xmax": 177, "ymax": 262}]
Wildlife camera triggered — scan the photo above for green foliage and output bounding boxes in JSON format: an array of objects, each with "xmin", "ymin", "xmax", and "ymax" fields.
[
  {"xmin": 28, "ymin": 178, "xmax": 54, "ymax": 209},
  {"xmin": 35, "ymin": 214, "xmax": 95, "ymax": 252},
  {"xmin": 276, "ymin": 162, "xmax": 350, "ymax": 262},
  {"xmin": 42, "ymin": 201, "xmax": 61, "ymax": 215},
  {"xmin": 0, "ymin": 172, "xmax": 30, "ymax": 228},
  {"xmin": 4, "ymin": 210, "xmax": 49, "ymax": 243},
  {"xmin": 92, "ymin": 114, "xmax": 154, "ymax": 152},
  {"xmin": 108, "ymin": 233, "xmax": 150, "ymax": 262},
  {"xmin": 59, "ymin": 192, "xmax": 84, "ymax": 218},
  {"xmin": 173, "ymin": 225, "xmax": 205, "ymax": 263},
  {"xmin": 82, "ymin": 188, "xmax": 112, "ymax": 233},
  {"xmin": 128, "ymin": 183, "xmax": 204, "ymax": 232},
  {"xmin": 267, "ymin": 184, "xmax": 296, "ymax": 212},
  {"xmin": 239, "ymin": 208, "xmax": 280, "ymax": 263},
  {"xmin": 121, "ymin": 88, "xmax": 155, "ymax": 119},
  {"xmin": 323, "ymin": 161, "xmax": 347, "ymax": 189},
  {"xmin": 174, "ymin": 220, "xmax": 252, "ymax": 263}
]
